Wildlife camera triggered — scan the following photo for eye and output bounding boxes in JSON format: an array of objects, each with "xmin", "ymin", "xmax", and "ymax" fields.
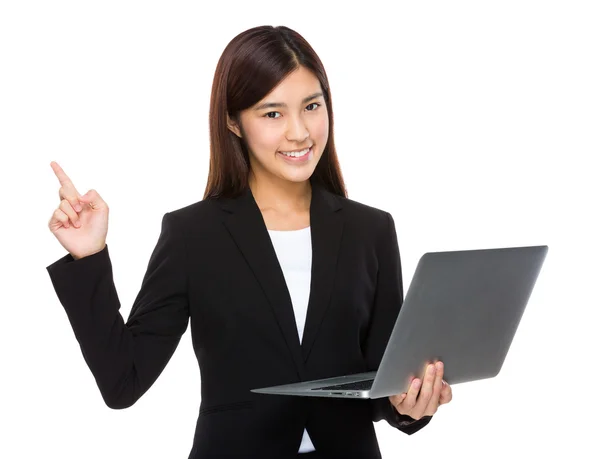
[{"xmin": 263, "ymin": 103, "xmax": 321, "ymax": 119}]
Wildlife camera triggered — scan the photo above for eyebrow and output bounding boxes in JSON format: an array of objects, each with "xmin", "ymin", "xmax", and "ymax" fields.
[{"xmin": 253, "ymin": 92, "xmax": 324, "ymax": 111}]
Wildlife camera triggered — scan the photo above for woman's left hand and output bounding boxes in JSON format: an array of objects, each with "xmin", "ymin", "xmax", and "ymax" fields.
[{"xmin": 389, "ymin": 361, "xmax": 453, "ymax": 420}]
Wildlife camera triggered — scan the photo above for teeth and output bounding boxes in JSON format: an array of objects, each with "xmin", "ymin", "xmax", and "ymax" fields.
[{"xmin": 280, "ymin": 147, "xmax": 310, "ymax": 157}]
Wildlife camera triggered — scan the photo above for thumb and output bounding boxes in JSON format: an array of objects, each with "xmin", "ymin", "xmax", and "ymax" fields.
[{"xmin": 79, "ymin": 189, "xmax": 104, "ymax": 208}]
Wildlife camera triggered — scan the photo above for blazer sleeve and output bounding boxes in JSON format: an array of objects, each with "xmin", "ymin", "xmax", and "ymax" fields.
[
  {"xmin": 364, "ymin": 212, "xmax": 432, "ymax": 435},
  {"xmin": 45, "ymin": 212, "xmax": 190, "ymax": 409}
]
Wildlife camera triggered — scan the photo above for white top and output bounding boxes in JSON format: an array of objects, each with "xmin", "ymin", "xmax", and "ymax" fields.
[{"xmin": 267, "ymin": 226, "xmax": 316, "ymax": 454}]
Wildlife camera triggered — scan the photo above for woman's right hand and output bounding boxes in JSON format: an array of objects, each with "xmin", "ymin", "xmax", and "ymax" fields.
[{"xmin": 48, "ymin": 161, "xmax": 109, "ymax": 260}]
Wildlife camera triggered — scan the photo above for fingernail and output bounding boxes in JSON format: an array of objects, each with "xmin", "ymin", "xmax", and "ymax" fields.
[
  {"xmin": 413, "ymin": 379, "xmax": 420, "ymax": 388},
  {"xmin": 75, "ymin": 204, "xmax": 82, "ymax": 212},
  {"xmin": 74, "ymin": 221, "xmax": 81, "ymax": 228},
  {"xmin": 428, "ymin": 364, "xmax": 435, "ymax": 374}
]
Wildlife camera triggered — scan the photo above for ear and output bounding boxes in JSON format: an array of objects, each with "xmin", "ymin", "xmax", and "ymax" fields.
[{"xmin": 227, "ymin": 114, "xmax": 242, "ymax": 138}]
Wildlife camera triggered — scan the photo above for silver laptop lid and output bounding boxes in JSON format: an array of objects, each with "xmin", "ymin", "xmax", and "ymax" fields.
[{"xmin": 370, "ymin": 245, "xmax": 548, "ymax": 398}]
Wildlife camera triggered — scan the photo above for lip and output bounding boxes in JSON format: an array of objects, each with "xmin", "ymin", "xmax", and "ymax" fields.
[
  {"xmin": 278, "ymin": 145, "xmax": 313, "ymax": 154},
  {"xmin": 277, "ymin": 146, "xmax": 313, "ymax": 163}
]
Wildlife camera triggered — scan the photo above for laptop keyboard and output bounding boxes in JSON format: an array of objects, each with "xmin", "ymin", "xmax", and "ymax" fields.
[{"xmin": 312, "ymin": 379, "xmax": 374, "ymax": 391}]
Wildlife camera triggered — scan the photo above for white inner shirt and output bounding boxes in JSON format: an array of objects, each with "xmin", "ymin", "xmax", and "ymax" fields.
[{"xmin": 267, "ymin": 226, "xmax": 315, "ymax": 454}]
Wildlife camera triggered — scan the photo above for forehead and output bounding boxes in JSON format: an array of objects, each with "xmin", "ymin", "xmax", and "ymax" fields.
[{"xmin": 258, "ymin": 67, "xmax": 322, "ymax": 104}]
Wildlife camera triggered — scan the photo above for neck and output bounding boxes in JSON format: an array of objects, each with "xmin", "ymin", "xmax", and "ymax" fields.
[{"xmin": 248, "ymin": 171, "xmax": 312, "ymax": 213}]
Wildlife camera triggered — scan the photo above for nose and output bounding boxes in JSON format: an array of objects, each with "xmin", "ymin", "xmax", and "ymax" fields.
[{"xmin": 285, "ymin": 114, "xmax": 309, "ymax": 143}]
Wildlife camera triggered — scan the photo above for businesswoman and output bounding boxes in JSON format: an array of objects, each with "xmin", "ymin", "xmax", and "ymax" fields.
[{"xmin": 46, "ymin": 25, "xmax": 452, "ymax": 458}]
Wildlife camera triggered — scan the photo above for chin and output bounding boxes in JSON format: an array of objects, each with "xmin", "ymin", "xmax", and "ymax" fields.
[{"xmin": 279, "ymin": 169, "xmax": 316, "ymax": 184}]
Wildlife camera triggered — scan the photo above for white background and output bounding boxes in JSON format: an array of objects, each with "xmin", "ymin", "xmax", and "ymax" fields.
[{"xmin": 1, "ymin": 1, "xmax": 599, "ymax": 457}]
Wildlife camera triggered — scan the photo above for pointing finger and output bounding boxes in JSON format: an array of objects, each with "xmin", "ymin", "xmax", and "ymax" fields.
[
  {"xmin": 51, "ymin": 162, "xmax": 83, "ymax": 211},
  {"xmin": 51, "ymin": 161, "xmax": 75, "ymax": 187}
]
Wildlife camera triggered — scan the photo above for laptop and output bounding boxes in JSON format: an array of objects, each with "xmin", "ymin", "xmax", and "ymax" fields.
[{"xmin": 251, "ymin": 245, "xmax": 548, "ymax": 399}]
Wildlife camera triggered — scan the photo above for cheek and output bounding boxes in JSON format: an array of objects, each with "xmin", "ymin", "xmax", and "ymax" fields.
[
  {"xmin": 312, "ymin": 115, "xmax": 329, "ymax": 144},
  {"xmin": 244, "ymin": 121, "xmax": 281, "ymax": 153}
]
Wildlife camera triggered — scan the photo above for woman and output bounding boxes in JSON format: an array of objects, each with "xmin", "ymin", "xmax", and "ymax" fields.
[{"xmin": 46, "ymin": 25, "xmax": 452, "ymax": 458}]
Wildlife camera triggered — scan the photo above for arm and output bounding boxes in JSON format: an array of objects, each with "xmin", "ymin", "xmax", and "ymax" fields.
[
  {"xmin": 46, "ymin": 212, "xmax": 190, "ymax": 409},
  {"xmin": 363, "ymin": 212, "xmax": 432, "ymax": 434}
]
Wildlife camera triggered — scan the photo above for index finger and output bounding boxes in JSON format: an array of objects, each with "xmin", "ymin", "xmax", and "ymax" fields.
[
  {"xmin": 51, "ymin": 161, "xmax": 81, "ymax": 196},
  {"xmin": 50, "ymin": 161, "xmax": 75, "ymax": 187}
]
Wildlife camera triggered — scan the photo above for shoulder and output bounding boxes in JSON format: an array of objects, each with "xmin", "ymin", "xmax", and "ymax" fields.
[
  {"xmin": 332, "ymin": 189, "xmax": 392, "ymax": 222},
  {"xmin": 159, "ymin": 198, "xmax": 222, "ymax": 233},
  {"xmin": 166, "ymin": 199, "xmax": 216, "ymax": 219},
  {"xmin": 337, "ymin": 194, "xmax": 390, "ymax": 220},
  {"xmin": 328, "ymin": 191, "xmax": 395, "ymax": 239}
]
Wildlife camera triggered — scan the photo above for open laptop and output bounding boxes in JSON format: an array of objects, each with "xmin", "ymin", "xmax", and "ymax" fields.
[{"xmin": 251, "ymin": 245, "xmax": 548, "ymax": 399}]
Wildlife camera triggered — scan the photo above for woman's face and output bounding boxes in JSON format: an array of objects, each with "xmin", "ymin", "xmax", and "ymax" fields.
[{"xmin": 228, "ymin": 66, "xmax": 329, "ymax": 186}]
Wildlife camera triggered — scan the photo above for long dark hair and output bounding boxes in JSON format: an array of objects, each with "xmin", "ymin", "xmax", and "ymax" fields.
[{"xmin": 203, "ymin": 25, "xmax": 347, "ymax": 200}]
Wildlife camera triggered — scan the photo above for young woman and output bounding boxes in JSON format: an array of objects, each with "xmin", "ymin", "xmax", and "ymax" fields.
[{"xmin": 46, "ymin": 25, "xmax": 452, "ymax": 459}]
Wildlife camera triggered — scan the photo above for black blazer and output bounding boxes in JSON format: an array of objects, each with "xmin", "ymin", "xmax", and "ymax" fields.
[{"xmin": 46, "ymin": 181, "xmax": 432, "ymax": 458}]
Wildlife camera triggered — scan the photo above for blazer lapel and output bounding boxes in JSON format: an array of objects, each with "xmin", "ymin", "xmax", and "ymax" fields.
[
  {"xmin": 217, "ymin": 182, "xmax": 344, "ymax": 378},
  {"xmin": 219, "ymin": 188, "xmax": 306, "ymax": 379},
  {"xmin": 301, "ymin": 183, "xmax": 344, "ymax": 362}
]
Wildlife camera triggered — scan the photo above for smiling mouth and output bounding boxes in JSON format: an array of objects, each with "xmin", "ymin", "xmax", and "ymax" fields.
[{"xmin": 278, "ymin": 146, "xmax": 312, "ymax": 158}]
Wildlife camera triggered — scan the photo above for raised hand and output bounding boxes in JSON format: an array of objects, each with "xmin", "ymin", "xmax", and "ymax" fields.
[
  {"xmin": 389, "ymin": 361, "xmax": 453, "ymax": 421},
  {"xmin": 48, "ymin": 161, "xmax": 109, "ymax": 259}
]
